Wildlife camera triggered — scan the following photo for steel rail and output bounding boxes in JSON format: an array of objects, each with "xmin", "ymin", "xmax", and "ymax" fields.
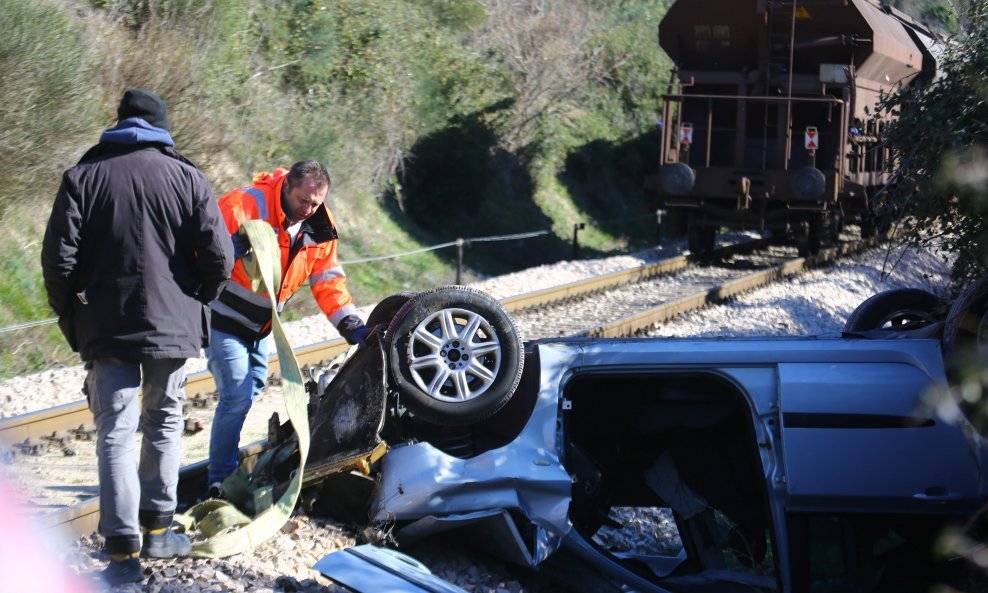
[
  {"xmin": 0, "ymin": 239, "xmax": 770, "ymax": 445},
  {"xmin": 0, "ymin": 341, "xmax": 352, "ymax": 445},
  {"xmin": 500, "ymin": 237, "xmax": 774, "ymax": 313},
  {"xmin": 585, "ymin": 236, "xmax": 875, "ymax": 338},
  {"xmin": 7, "ymin": 235, "xmax": 873, "ymax": 537}
]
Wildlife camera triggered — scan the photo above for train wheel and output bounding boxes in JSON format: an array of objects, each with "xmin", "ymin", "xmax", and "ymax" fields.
[
  {"xmin": 861, "ymin": 209, "xmax": 892, "ymax": 240},
  {"xmin": 797, "ymin": 214, "xmax": 825, "ymax": 257},
  {"xmin": 687, "ymin": 213, "xmax": 716, "ymax": 257},
  {"xmin": 831, "ymin": 210, "xmax": 845, "ymax": 236},
  {"xmin": 860, "ymin": 213, "xmax": 877, "ymax": 238}
]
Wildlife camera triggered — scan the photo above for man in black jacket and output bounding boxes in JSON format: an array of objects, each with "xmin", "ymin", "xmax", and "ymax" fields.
[{"xmin": 41, "ymin": 89, "xmax": 233, "ymax": 586}]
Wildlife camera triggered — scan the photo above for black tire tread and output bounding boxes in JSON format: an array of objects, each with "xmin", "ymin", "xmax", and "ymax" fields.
[
  {"xmin": 844, "ymin": 288, "xmax": 945, "ymax": 332},
  {"xmin": 943, "ymin": 278, "xmax": 988, "ymax": 358},
  {"xmin": 367, "ymin": 291, "xmax": 419, "ymax": 327}
]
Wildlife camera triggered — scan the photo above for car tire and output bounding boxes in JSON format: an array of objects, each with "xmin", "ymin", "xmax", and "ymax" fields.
[
  {"xmin": 366, "ymin": 291, "xmax": 418, "ymax": 328},
  {"xmin": 844, "ymin": 288, "xmax": 945, "ymax": 332},
  {"xmin": 385, "ymin": 286, "xmax": 524, "ymax": 427},
  {"xmin": 943, "ymin": 278, "xmax": 988, "ymax": 360}
]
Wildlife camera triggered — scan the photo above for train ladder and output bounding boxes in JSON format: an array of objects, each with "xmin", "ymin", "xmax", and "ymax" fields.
[
  {"xmin": 766, "ymin": 0, "xmax": 795, "ymax": 86},
  {"xmin": 174, "ymin": 220, "xmax": 311, "ymax": 558},
  {"xmin": 762, "ymin": 0, "xmax": 796, "ymax": 169}
]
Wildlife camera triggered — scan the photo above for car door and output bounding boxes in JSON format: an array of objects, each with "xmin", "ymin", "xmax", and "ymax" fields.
[{"xmin": 778, "ymin": 357, "xmax": 981, "ymax": 513}]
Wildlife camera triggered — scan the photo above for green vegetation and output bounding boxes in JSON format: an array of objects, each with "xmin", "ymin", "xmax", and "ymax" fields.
[
  {"xmin": 876, "ymin": 2, "xmax": 988, "ymax": 577},
  {"xmin": 0, "ymin": 0, "xmax": 957, "ymax": 378},
  {"xmin": 0, "ymin": 0, "xmax": 672, "ymax": 376},
  {"xmin": 876, "ymin": 0, "xmax": 988, "ymax": 285},
  {"xmin": 888, "ymin": 0, "xmax": 960, "ymax": 32}
]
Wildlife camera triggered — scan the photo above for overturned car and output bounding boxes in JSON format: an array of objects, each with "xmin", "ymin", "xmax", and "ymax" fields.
[{"xmin": 255, "ymin": 285, "xmax": 988, "ymax": 592}]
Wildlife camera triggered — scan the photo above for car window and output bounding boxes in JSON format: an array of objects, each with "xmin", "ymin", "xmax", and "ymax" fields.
[{"xmin": 790, "ymin": 513, "xmax": 965, "ymax": 592}]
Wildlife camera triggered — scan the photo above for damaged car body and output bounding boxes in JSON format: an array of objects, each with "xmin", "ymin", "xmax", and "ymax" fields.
[{"xmin": 263, "ymin": 286, "xmax": 988, "ymax": 592}]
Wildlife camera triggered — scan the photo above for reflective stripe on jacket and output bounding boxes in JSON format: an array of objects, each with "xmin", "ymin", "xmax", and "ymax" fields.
[{"xmin": 213, "ymin": 168, "xmax": 357, "ymax": 341}]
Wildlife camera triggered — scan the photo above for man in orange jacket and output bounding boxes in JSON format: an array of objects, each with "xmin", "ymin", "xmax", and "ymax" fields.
[{"xmin": 206, "ymin": 160, "xmax": 370, "ymax": 493}]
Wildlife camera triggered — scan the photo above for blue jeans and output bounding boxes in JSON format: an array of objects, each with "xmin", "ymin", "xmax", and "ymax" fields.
[{"xmin": 205, "ymin": 328, "xmax": 270, "ymax": 484}]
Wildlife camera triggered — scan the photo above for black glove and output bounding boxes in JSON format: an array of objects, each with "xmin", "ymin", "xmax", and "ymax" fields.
[
  {"xmin": 350, "ymin": 325, "xmax": 374, "ymax": 344},
  {"xmin": 231, "ymin": 232, "xmax": 251, "ymax": 259},
  {"xmin": 338, "ymin": 314, "xmax": 371, "ymax": 345}
]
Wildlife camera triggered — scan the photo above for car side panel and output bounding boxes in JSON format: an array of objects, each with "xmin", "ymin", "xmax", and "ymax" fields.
[{"xmin": 779, "ymin": 361, "xmax": 981, "ymax": 512}]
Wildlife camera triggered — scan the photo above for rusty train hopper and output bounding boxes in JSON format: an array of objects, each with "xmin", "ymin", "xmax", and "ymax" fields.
[{"xmin": 655, "ymin": 0, "xmax": 939, "ymax": 256}]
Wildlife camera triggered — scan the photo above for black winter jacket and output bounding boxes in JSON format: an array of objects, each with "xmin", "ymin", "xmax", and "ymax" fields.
[{"xmin": 41, "ymin": 143, "xmax": 234, "ymax": 362}]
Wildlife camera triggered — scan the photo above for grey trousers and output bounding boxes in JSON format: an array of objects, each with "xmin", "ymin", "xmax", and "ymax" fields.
[{"xmin": 85, "ymin": 357, "xmax": 186, "ymax": 554}]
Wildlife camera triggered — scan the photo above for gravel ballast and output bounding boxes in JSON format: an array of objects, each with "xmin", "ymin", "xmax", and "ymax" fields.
[{"xmin": 0, "ymin": 236, "xmax": 957, "ymax": 592}]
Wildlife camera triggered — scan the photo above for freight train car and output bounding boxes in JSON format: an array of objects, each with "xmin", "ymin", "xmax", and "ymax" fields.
[{"xmin": 656, "ymin": 0, "xmax": 940, "ymax": 256}]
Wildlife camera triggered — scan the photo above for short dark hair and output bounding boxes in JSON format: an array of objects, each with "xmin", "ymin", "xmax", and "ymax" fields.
[{"xmin": 286, "ymin": 160, "xmax": 331, "ymax": 191}]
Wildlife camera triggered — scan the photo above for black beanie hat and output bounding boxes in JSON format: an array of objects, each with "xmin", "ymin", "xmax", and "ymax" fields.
[{"xmin": 117, "ymin": 88, "xmax": 170, "ymax": 131}]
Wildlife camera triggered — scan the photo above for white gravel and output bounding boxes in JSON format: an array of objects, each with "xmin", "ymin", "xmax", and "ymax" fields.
[
  {"xmin": 645, "ymin": 241, "xmax": 953, "ymax": 338},
  {"xmin": 0, "ymin": 238, "xmax": 686, "ymax": 418},
  {"xmin": 0, "ymin": 235, "xmax": 953, "ymax": 418},
  {"xmin": 0, "ymin": 233, "xmax": 958, "ymax": 593}
]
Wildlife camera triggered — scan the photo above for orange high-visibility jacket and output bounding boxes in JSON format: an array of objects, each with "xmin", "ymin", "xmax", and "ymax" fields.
[{"xmin": 211, "ymin": 168, "xmax": 357, "ymax": 341}]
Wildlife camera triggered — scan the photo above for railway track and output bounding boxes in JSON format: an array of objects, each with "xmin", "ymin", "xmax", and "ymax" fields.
[{"xmin": 0, "ymin": 232, "xmax": 876, "ymax": 537}]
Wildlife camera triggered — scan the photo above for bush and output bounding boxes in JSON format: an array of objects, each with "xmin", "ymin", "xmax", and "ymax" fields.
[
  {"xmin": 875, "ymin": 1, "xmax": 988, "ymax": 285},
  {"xmin": 0, "ymin": 0, "xmax": 102, "ymax": 217},
  {"xmin": 0, "ymin": 0, "xmax": 100, "ymax": 366},
  {"xmin": 1, "ymin": 0, "xmax": 679, "ymax": 377}
]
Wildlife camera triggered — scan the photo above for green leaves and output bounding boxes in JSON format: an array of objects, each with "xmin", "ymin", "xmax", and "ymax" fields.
[
  {"xmin": 877, "ymin": 0, "xmax": 988, "ymax": 283},
  {"xmin": 2, "ymin": 0, "xmax": 678, "ymax": 375},
  {"xmin": 0, "ymin": 0, "xmax": 98, "ymax": 192}
]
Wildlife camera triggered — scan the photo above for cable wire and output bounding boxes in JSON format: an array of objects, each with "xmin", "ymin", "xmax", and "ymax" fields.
[
  {"xmin": 0, "ymin": 318, "xmax": 57, "ymax": 334},
  {"xmin": 1, "ymin": 228, "xmax": 556, "ymax": 334}
]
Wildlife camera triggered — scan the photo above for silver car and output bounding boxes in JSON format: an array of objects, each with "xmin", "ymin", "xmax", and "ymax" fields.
[{"xmin": 284, "ymin": 286, "xmax": 988, "ymax": 592}]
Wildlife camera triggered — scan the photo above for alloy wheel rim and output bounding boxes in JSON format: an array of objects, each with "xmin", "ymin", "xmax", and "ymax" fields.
[{"xmin": 405, "ymin": 307, "xmax": 501, "ymax": 402}]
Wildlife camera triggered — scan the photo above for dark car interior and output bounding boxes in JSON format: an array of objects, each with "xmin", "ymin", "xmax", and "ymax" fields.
[{"xmin": 561, "ymin": 371, "xmax": 778, "ymax": 592}]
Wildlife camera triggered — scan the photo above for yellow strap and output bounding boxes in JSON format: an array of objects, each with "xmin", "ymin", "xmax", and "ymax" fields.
[{"xmin": 182, "ymin": 221, "xmax": 310, "ymax": 558}]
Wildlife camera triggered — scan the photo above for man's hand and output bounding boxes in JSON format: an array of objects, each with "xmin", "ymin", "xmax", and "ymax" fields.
[
  {"xmin": 349, "ymin": 324, "xmax": 374, "ymax": 344},
  {"xmin": 231, "ymin": 232, "xmax": 251, "ymax": 259},
  {"xmin": 337, "ymin": 314, "xmax": 380, "ymax": 345}
]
